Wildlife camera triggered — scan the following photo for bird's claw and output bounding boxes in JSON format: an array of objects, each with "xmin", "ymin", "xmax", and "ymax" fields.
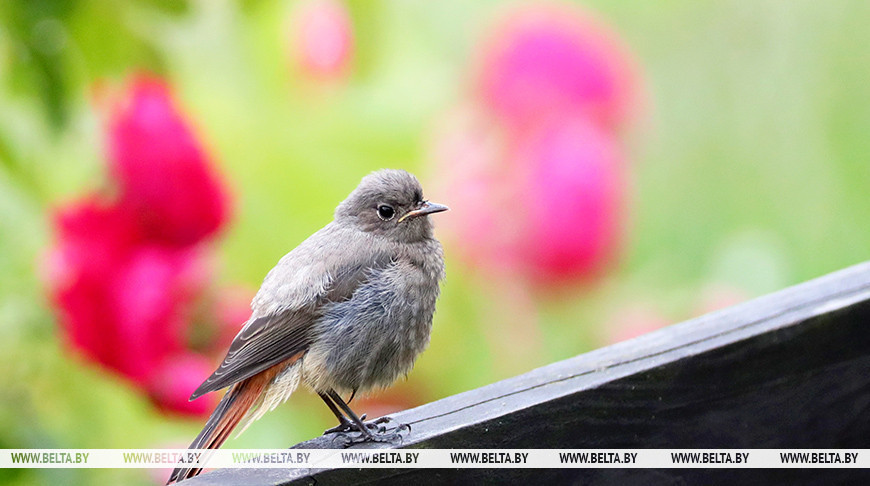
[
  {"xmin": 325, "ymin": 416, "xmax": 410, "ymax": 448},
  {"xmin": 324, "ymin": 415, "xmax": 384, "ymax": 435},
  {"xmin": 324, "ymin": 421, "xmax": 354, "ymax": 435},
  {"xmin": 379, "ymin": 416, "xmax": 410, "ymax": 432},
  {"xmin": 334, "ymin": 429, "xmax": 405, "ymax": 447},
  {"xmin": 369, "ymin": 416, "xmax": 392, "ymax": 426},
  {"xmin": 329, "ymin": 433, "xmax": 354, "ymax": 448}
]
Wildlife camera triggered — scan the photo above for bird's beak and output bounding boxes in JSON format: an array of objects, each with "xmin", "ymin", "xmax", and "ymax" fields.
[{"xmin": 398, "ymin": 201, "xmax": 449, "ymax": 223}]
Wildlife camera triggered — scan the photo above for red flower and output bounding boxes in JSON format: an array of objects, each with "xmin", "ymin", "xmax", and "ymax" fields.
[
  {"xmin": 46, "ymin": 74, "xmax": 238, "ymax": 416},
  {"xmin": 107, "ymin": 76, "xmax": 229, "ymax": 247},
  {"xmin": 48, "ymin": 199, "xmax": 140, "ymax": 368},
  {"xmin": 48, "ymin": 199, "xmax": 209, "ymax": 386},
  {"xmin": 108, "ymin": 245, "xmax": 207, "ymax": 385}
]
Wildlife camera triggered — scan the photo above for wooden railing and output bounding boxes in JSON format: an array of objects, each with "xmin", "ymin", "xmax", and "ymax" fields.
[{"xmin": 185, "ymin": 261, "xmax": 870, "ymax": 485}]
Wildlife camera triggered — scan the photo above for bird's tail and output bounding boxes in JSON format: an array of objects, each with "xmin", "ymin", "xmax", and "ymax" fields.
[{"xmin": 166, "ymin": 366, "xmax": 281, "ymax": 484}]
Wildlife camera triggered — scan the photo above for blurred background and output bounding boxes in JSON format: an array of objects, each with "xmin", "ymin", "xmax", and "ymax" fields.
[{"xmin": 1, "ymin": 0, "xmax": 869, "ymax": 484}]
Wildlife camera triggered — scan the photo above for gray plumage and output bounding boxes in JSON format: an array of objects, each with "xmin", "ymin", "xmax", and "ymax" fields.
[
  {"xmin": 192, "ymin": 169, "xmax": 445, "ymax": 401},
  {"xmin": 172, "ymin": 170, "xmax": 447, "ymax": 485}
]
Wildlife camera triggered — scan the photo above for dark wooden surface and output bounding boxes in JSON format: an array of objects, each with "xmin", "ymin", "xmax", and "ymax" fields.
[{"xmin": 185, "ymin": 261, "xmax": 870, "ymax": 485}]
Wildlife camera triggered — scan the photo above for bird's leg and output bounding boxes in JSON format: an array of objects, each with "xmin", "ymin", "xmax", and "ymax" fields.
[
  {"xmin": 326, "ymin": 390, "xmax": 408, "ymax": 444},
  {"xmin": 319, "ymin": 392, "xmax": 356, "ymax": 434},
  {"xmin": 320, "ymin": 392, "xmax": 379, "ymax": 434},
  {"xmin": 327, "ymin": 390, "xmax": 376, "ymax": 440}
]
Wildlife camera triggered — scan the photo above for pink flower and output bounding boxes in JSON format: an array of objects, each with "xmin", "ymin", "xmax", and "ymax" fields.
[
  {"xmin": 476, "ymin": 3, "xmax": 641, "ymax": 131},
  {"xmin": 428, "ymin": 107, "xmax": 526, "ymax": 276},
  {"xmin": 430, "ymin": 2, "xmax": 643, "ymax": 288},
  {"xmin": 148, "ymin": 353, "xmax": 217, "ymax": 416},
  {"xmin": 516, "ymin": 117, "xmax": 624, "ymax": 284},
  {"xmin": 107, "ymin": 76, "xmax": 230, "ymax": 247},
  {"xmin": 431, "ymin": 114, "xmax": 624, "ymax": 285},
  {"xmin": 290, "ymin": 0, "xmax": 354, "ymax": 80}
]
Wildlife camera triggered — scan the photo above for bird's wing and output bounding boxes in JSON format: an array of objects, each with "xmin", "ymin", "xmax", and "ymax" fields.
[
  {"xmin": 190, "ymin": 229, "xmax": 393, "ymax": 400},
  {"xmin": 189, "ymin": 310, "xmax": 313, "ymax": 400}
]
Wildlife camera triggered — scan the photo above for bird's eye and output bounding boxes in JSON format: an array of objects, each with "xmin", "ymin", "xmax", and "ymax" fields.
[{"xmin": 377, "ymin": 205, "xmax": 395, "ymax": 221}]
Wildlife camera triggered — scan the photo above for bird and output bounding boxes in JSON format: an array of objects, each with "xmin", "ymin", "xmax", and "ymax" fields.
[{"xmin": 167, "ymin": 169, "xmax": 447, "ymax": 483}]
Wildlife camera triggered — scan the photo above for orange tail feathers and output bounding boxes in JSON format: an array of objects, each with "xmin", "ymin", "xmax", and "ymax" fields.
[{"xmin": 166, "ymin": 366, "xmax": 282, "ymax": 484}]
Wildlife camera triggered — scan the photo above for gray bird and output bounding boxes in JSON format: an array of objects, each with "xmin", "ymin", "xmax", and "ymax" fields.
[{"xmin": 168, "ymin": 169, "xmax": 447, "ymax": 483}]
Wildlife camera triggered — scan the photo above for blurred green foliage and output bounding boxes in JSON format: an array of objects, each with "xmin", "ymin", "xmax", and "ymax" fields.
[{"xmin": 1, "ymin": 1, "xmax": 869, "ymax": 484}]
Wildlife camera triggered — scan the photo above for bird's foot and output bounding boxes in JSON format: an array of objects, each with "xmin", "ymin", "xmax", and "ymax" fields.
[
  {"xmin": 331, "ymin": 428, "xmax": 405, "ymax": 447},
  {"xmin": 324, "ymin": 418, "xmax": 356, "ymax": 435},
  {"xmin": 326, "ymin": 416, "xmax": 410, "ymax": 448},
  {"xmin": 325, "ymin": 414, "xmax": 399, "ymax": 434}
]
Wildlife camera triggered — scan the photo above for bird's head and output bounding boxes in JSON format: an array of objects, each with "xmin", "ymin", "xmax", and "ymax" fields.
[{"xmin": 335, "ymin": 169, "xmax": 448, "ymax": 242}]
